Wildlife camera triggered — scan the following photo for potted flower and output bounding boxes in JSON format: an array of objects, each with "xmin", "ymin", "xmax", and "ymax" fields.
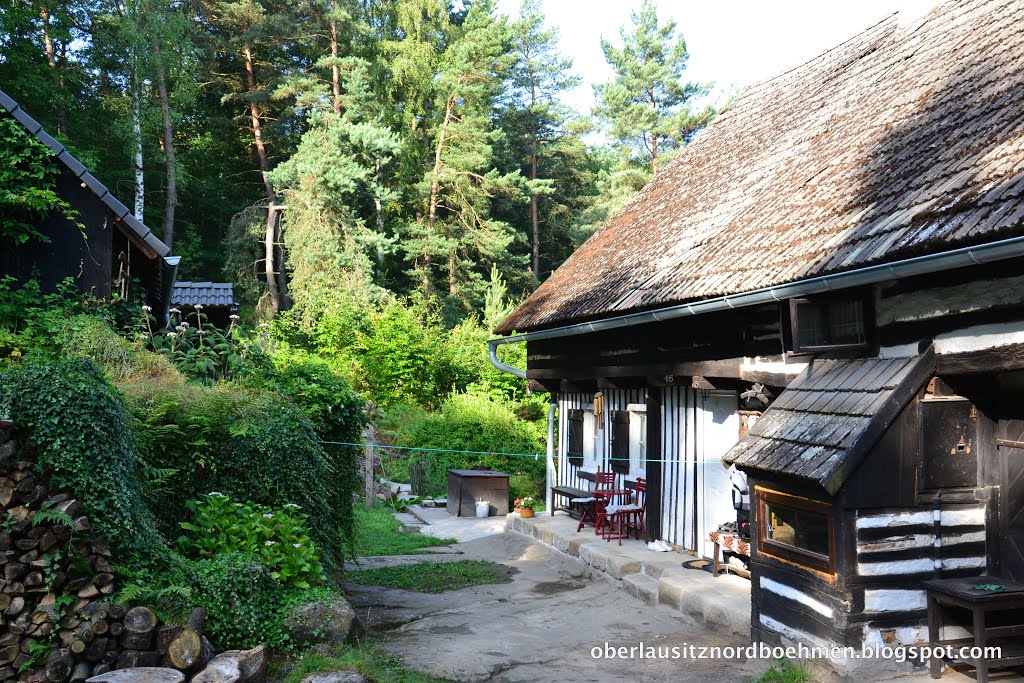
[{"xmin": 514, "ymin": 497, "xmax": 537, "ymax": 518}]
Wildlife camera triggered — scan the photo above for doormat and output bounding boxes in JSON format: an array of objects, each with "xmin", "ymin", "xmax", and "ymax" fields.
[{"xmin": 682, "ymin": 559, "xmax": 714, "ymax": 574}]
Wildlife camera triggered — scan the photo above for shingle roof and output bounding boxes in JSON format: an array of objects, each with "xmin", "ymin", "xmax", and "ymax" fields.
[
  {"xmin": 497, "ymin": 0, "xmax": 1024, "ymax": 334},
  {"xmin": 0, "ymin": 88, "xmax": 170, "ymax": 259},
  {"xmin": 171, "ymin": 282, "xmax": 236, "ymax": 308},
  {"xmin": 723, "ymin": 350, "xmax": 934, "ymax": 494}
]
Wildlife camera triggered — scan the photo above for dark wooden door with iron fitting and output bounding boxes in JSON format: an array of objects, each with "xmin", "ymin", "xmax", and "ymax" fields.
[{"xmin": 997, "ymin": 419, "xmax": 1024, "ymax": 581}]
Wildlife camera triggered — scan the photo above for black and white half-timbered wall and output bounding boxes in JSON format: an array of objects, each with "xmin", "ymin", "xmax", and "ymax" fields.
[{"xmin": 491, "ymin": 0, "xmax": 1024, "ymax": 672}]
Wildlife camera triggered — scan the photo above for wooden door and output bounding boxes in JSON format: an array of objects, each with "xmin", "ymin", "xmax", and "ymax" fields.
[{"xmin": 998, "ymin": 419, "xmax": 1024, "ymax": 581}]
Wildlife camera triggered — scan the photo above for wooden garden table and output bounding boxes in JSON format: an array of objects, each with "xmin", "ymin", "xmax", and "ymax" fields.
[{"xmin": 924, "ymin": 575, "xmax": 1024, "ymax": 683}]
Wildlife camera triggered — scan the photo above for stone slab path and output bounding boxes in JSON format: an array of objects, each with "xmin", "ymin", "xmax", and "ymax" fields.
[{"xmin": 346, "ymin": 532, "xmax": 766, "ymax": 683}]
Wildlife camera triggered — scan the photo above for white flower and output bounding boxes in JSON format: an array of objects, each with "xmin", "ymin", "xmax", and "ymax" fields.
[
  {"xmin": 141, "ymin": 305, "xmax": 153, "ymax": 312},
  {"xmin": 229, "ymin": 314, "xmax": 240, "ymax": 321},
  {"xmin": 262, "ymin": 513, "xmax": 274, "ymax": 519},
  {"xmin": 197, "ymin": 329, "xmax": 207, "ymax": 335},
  {"xmin": 169, "ymin": 308, "xmax": 181, "ymax": 314},
  {"xmin": 207, "ymin": 491, "xmax": 224, "ymax": 496},
  {"xmin": 258, "ymin": 322, "xmax": 269, "ymax": 329},
  {"xmin": 181, "ymin": 322, "xmax": 190, "ymax": 328},
  {"xmin": 293, "ymin": 543, "xmax": 302, "ymax": 548},
  {"xmin": 264, "ymin": 540, "xmax": 277, "ymax": 546},
  {"xmin": 194, "ymin": 304, "xmax": 204, "ymax": 310},
  {"xmin": 167, "ymin": 332, "xmax": 178, "ymax": 339},
  {"xmin": 284, "ymin": 503, "xmax": 299, "ymax": 510}
]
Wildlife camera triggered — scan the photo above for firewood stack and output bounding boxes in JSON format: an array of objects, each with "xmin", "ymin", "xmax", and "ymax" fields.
[{"xmin": 0, "ymin": 422, "xmax": 173, "ymax": 683}]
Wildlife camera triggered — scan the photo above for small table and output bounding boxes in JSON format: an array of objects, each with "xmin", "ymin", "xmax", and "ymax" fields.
[
  {"xmin": 593, "ymin": 489, "xmax": 630, "ymax": 537},
  {"xmin": 924, "ymin": 575, "xmax": 1024, "ymax": 683}
]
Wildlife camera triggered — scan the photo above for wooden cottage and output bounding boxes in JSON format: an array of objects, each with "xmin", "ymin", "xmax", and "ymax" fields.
[
  {"xmin": 491, "ymin": 0, "xmax": 1024, "ymax": 670},
  {"xmin": 170, "ymin": 282, "xmax": 239, "ymax": 329},
  {"xmin": 0, "ymin": 88, "xmax": 177, "ymax": 313}
]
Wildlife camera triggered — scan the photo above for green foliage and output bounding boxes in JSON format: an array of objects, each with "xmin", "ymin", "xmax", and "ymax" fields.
[
  {"xmin": 186, "ymin": 553, "xmax": 296, "ymax": 651},
  {"xmin": 31, "ymin": 507, "xmax": 76, "ymax": 529},
  {"xmin": 345, "ymin": 560, "xmax": 508, "ymax": 593},
  {"xmin": 0, "ymin": 358, "xmax": 170, "ymax": 564},
  {"xmin": 55, "ymin": 313, "xmax": 184, "ymax": 385},
  {"xmin": 240, "ymin": 346, "xmax": 366, "ymax": 442},
  {"xmin": 144, "ymin": 306, "xmax": 255, "ymax": 384},
  {"xmin": 350, "ymin": 503, "xmax": 453, "ymax": 558},
  {"xmin": 381, "ymin": 391, "xmax": 545, "ymax": 499},
  {"xmin": 283, "ymin": 643, "xmax": 451, "ymax": 683},
  {"xmin": 178, "ymin": 493, "xmax": 324, "ymax": 589},
  {"xmin": 0, "ymin": 114, "xmax": 80, "ymax": 246},
  {"xmin": 753, "ymin": 658, "xmax": 814, "ymax": 683},
  {"xmin": 593, "ymin": 0, "xmax": 716, "ymax": 175},
  {"xmin": 123, "ymin": 381, "xmax": 357, "ymax": 571}
]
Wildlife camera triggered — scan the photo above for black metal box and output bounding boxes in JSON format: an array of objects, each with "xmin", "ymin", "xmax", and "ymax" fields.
[{"xmin": 446, "ymin": 469, "xmax": 510, "ymax": 517}]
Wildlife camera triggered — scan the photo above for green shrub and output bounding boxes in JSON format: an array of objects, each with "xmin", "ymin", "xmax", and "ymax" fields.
[
  {"xmin": 123, "ymin": 382, "xmax": 357, "ymax": 572},
  {"xmin": 178, "ymin": 493, "xmax": 324, "ymax": 589},
  {"xmin": 0, "ymin": 358, "xmax": 170, "ymax": 564},
  {"xmin": 240, "ymin": 346, "xmax": 366, "ymax": 442},
  {"xmin": 382, "ymin": 391, "xmax": 545, "ymax": 499},
  {"xmin": 187, "ymin": 553, "xmax": 294, "ymax": 650},
  {"xmin": 55, "ymin": 314, "xmax": 184, "ymax": 385}
]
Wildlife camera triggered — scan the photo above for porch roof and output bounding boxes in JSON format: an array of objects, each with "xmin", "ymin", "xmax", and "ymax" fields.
[{"xmin": 723, "ymin": 350, "xmax": 934, "ymax": 494}]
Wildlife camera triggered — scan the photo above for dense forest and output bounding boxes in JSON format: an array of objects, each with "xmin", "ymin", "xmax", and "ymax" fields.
[{"xmin": 0, "ymin": 0, "xmax": 716, "ymax": 324}]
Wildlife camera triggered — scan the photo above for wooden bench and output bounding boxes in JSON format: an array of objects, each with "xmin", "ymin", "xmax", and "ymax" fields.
[{"xmin": 551, "ymin": 485, "xmax": 593, "ymax": 518}]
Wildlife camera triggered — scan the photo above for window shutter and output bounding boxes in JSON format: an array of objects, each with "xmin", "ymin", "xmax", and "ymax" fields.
[
  {"xmin": 610, "ymin": 410, "xmax": 630, "ymax": 474},
  {"xmin": 567, "ymin": 409, "xmax": 584, "ymax": 466}
]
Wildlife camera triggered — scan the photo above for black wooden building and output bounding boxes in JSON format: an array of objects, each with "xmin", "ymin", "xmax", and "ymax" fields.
[
  {"xmin": 490, "ymin": 0, "xmax": 1024, "ymax": 674},
  {"xmin": 0, "ymin": 88, "xmax": 177, "ymax": 313}
]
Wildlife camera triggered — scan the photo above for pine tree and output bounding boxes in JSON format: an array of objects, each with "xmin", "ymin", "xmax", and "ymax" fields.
[
  {"xmin": 505, "ymin": 0, "xmax": 580, "ymax": 283},
  {"xmin": 593, "ymin": 0, "xmax": 715, "ymax": 176}
]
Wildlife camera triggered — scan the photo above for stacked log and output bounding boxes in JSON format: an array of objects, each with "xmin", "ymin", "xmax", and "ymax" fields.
[{"xmin": 0, "ymin": 424, "xmax": 166, "ymax": 683}]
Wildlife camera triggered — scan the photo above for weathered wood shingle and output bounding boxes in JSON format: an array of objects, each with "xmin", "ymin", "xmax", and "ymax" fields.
[
  {"xmin": 498, "ymin": 0, "xmax": 1024, "ymax": 334},
  {"xmin": 723, "ymin": 350, "xmax": 935, "ymax": 494}
]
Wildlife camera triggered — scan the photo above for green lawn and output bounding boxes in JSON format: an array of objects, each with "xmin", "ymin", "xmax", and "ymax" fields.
[
  {"xmin": 284, "ymin": 644, "xmax": 451, "ymax": 683},
  {"xmin": 345, "ymin": 560, "xmax": 509, "ymax": 593},
  {"xmin": 752, "ymin": 658, "xmax": 814, "ymax": 683},
  {"xmin": 350, "ymin": 504, "xmax": 455, "ymax": 558}
]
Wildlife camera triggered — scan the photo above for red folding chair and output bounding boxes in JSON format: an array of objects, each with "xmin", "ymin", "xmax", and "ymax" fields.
[
  {"xmin": 604, "ymin": 478, "xmax": 646, "ymax": 545},
  {"xmin": 575, "ymin": 469, "xmax": 616, "ymax": 533}
]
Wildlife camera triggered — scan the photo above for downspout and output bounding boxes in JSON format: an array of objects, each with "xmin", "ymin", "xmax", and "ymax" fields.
[
  {"xmin": 488, "ymin": 337, "xmax": 526, "ymax": 379},
  {"xmin": 160, "ymin": 256, "xmax": 181, "ymax": 326},
  {"xmin": 546, "ymin": 399, "xmax": 556, "ymax": 515}
]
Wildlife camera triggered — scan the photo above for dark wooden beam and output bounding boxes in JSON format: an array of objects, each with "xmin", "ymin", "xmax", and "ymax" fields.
[
  {"xmin": 528, "ymin": 355, "xmax": 802, "ymax": 386},
  {"xmin": 937, "ymin": 342, "xmax": 1024, "ymax": 375}
]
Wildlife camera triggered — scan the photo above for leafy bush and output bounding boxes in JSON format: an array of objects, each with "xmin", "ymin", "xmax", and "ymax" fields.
[
  {"xmin": 0, "ymin": 358, "xmax": 170, "ymax": 563},
  {"xmin": 240, "ymin": 346, "xmax": 366, "ymax": 442},
  {"xmin": 178, "ymin": 493, "xmax": 324, "ymax": 589},
  {"xmin": 186, "ymin": 553, "xmax": 295, "ymax": 650},
  {"xmin": 55, "ymin": 314, "xmax": 184, "ymax": 385},
  {"xmin": 123, "ymin": 382, "xmax": 357, "ymax": 571},
  {"xmin": 382, "ymin": 391, "xmax": 545, "ymax": 499}
]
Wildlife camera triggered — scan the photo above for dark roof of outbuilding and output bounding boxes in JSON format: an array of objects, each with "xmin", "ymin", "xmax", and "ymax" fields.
[
  {"xmin": 497, "ymin": 0, "xmax": 1024, "ymax": 335},
  {"xmin": 723, "ymin": 350, "xmax": 934, "ymax": 494},
  {"xmin": 171, "ymin": 282, "xmax": 236, "ymax": 308},
  {"xmin": 0, "ymin": 88, "xmax": 170, "ymax": 259}
]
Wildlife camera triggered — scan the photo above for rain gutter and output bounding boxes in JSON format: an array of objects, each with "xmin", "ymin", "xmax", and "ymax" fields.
[{"xmin": 487, "ymin": 233, "xmax": 1024, "ymax": 378}]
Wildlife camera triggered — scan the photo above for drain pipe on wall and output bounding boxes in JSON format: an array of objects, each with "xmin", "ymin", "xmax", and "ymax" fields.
[{"xmin": 487, "ymin": 339, "xmax": 556, "ymax": 512}]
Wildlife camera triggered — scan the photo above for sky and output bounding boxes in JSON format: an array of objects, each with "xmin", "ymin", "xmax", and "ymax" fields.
[{"xmin": 493, "ymin": 0, "xmax": 943, "ymax": 115}]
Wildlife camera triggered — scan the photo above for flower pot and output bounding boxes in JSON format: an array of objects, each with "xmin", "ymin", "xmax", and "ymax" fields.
[{"xmin": 516, "ymin": 507, "xmax": 535, "ymax": 518}]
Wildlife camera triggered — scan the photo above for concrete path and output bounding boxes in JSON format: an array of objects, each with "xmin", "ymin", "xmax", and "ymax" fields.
[
  {"xmin": 407, "ymin": 504, "xmax": 509, "ymax": 543},
  {"xmin": 346, "ymin": 532, "xmax": 767, "ymax": 683}
]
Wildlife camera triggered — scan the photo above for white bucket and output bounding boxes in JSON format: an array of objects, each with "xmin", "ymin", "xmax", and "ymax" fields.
[{"xmin": 475, "ymin": 499, "xmax": 490, "ymax": 518}]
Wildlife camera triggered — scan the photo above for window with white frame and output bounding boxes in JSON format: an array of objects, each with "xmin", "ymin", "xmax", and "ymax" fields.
[{"xmin": 627, "ymin": 404, "xmax": 647, "ymax": 479}]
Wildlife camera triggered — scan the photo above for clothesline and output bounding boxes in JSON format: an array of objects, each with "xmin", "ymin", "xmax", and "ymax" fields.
[{"xmin": 317, "ymin": 440, "xmax": 716, "ymax": 464}]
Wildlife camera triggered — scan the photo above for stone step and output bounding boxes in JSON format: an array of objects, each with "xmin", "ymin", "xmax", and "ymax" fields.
[{"xmin": 622, "ymin": 573, "xmax": 659, "ymax": 606}]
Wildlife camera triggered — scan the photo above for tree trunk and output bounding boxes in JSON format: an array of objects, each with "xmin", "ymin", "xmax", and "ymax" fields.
[
  {"xmin": 652, "ymin": 134, "xmax": 658, "ymax": 177},
  {"xmin": 244, "ymin": 39, "xmax": 281, "ymax": 311},
  {"xmin": 40, "ymin": 3, "xmax": 64, "ymax": 134},
  {"xmin": 153, "ymin": 40, "xmax": 176, "ymax": 249},
  {"xmin": 130, "ymin": 54, "xmax": 145, "ymax": 220},
  {"xmin": 530, "ymin": 120, "xmax": 539, "ymax": 280},
  {"xmin": 448, "ymin": 248, "xmax": 456, "ymax": 296},
  {"xmin": 374, "ymin": 158, "xmax": 385, "ymax": 276},
  {"xmin": 330, "ymin": 0, "xmax": 341, "ymax": 115},
  {"xmin": 426, "ymin": 90, "xmax": 458, "ymax": 298}
]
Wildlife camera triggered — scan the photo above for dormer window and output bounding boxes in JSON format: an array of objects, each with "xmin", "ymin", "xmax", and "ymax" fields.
[{"xmin": 789, "ymin": 297, "xmax": 868, "ymax": 353}]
